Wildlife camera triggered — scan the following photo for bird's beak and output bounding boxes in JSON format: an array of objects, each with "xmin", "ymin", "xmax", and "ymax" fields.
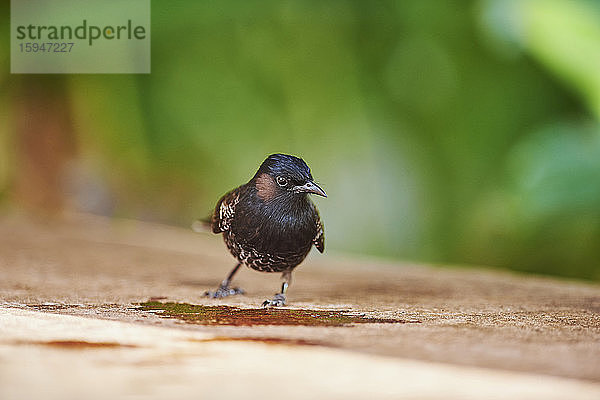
[{"xmin": 294, "ymin": 181, "xmax": 327, "ymax": 197}]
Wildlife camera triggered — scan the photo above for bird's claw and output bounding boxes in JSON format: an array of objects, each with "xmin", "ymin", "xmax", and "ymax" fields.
[
  {"xmin": 262, "ymin": 293, "xmax": 286, "ymax": 308},
  {"xmin": 204, "ymin": 285, "xmax": 245, "ymax": 298}
]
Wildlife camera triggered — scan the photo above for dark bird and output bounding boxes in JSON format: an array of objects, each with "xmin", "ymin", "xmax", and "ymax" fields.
[{"xmin": 204, "ymin": 153, "xmax": 326, "ymax": 307}]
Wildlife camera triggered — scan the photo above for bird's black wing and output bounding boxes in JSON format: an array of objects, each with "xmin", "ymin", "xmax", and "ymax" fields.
[
  {"xmin": 211, "ymin": 188, "xmax": 240, "ymax": 234},
  {"xmin": 313, "ymin": 208, "xmax": 325, "ymax": 253}
]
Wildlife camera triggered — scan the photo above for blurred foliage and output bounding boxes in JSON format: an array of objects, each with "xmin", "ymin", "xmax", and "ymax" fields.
[{"xmin": 1, "ymin": 0, "xmax": 599, "ymax": 279}]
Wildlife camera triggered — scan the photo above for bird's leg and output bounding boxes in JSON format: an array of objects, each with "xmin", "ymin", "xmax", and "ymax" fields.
[
  {"xmin": 262, "ymin": 270, "xmax": 292, "ymax": 307},
  {"xmin": 204, "ymin": 262, "xmax": 245, "ymax": 298}
]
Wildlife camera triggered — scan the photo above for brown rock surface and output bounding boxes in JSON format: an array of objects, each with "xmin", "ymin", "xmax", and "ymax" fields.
[{"xmin": 1, "ymin": 213, "xmax": 599, "ymax": 399}]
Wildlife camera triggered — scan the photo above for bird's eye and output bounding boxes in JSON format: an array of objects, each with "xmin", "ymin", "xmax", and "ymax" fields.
[{"xmin": 276, "ymin": 176, "xmax": 288, "ymax": 187}]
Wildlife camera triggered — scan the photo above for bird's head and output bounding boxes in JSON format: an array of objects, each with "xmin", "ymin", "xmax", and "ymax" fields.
[{"xmin": 252, "ymin": 153, "xmax": 327, "ymax": 201}]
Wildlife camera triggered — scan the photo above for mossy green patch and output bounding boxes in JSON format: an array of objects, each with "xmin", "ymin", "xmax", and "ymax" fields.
[{"xmin": 137, "ymin": 301, "xmax": 410, "ymax": 327}]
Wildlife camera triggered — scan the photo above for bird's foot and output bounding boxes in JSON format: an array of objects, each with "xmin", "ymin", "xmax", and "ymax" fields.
[
  {"xmin": 262, "ymin": 293, "xmax": 286, "ymax": 308},
  {"xmin": 204, "ymin": 285, "xmax": 245, "ymax": 298}
]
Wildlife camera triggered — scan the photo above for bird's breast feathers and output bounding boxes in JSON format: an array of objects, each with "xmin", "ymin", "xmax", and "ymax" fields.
[{"xmin": 213, "ymin": 185, "xmax": 324, "ymax": 253}]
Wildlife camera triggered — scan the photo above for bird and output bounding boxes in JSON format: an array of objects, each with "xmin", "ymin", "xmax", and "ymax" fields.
[{"xmin": 204, "ymin": 153, "xmax": 326, "ymax": 307}]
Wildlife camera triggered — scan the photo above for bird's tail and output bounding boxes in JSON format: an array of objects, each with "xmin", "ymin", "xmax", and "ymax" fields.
[{"xmin": 191, "ymin": 216, "xmax": 211, "ymax": 233}]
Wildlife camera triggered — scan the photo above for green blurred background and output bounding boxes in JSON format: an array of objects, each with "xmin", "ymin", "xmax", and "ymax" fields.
[{"xmin": 1, "ymin": 0, "xmax": 599, "ymax": 280}]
